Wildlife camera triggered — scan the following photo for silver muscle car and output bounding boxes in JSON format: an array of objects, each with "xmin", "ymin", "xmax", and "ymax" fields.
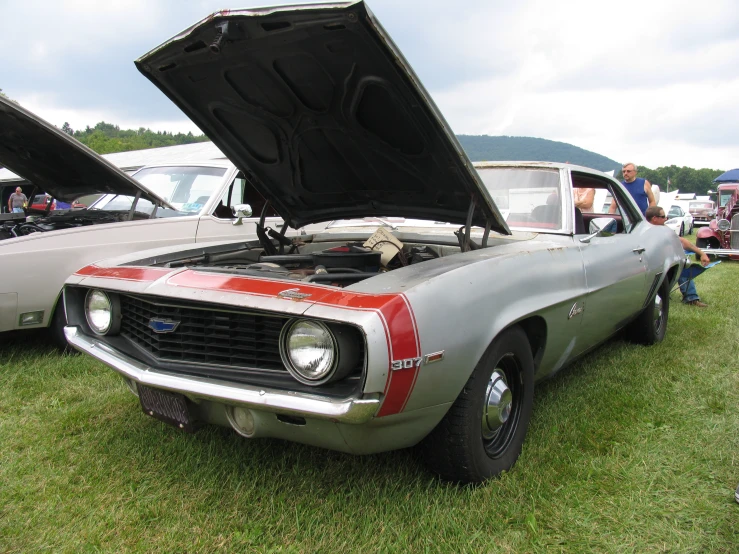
[{"xmin": 63, "ymin": 1, "xmax": 685, "ymax": 483}]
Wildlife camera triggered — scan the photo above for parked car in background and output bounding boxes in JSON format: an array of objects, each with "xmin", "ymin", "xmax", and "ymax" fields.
[
  {"xmin": 696, "ymin": 172, "xmax": 739, "ymax": 259},
  {"xmin": 663, "ymin": 204, "xmax": 693, "ymax": 236},
  {"xmin": 0, "ymin": 95, "xmax": 321, "ymax": 346},
  {"xmin": 29, "ymin": 193, "xmax": 72, "ymax": 211},
  {"xmin": 64, "ymin": 2, "xmax": 685, "ymax": 484},
  {"xmin": 689, "ymin": 200, "xmax": 716, "ymax": 226}
]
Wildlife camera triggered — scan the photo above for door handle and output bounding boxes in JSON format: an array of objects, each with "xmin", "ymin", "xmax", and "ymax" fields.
[{"xmin": 632, "ymin": 247, "xmax": 646, "ymax": 254}]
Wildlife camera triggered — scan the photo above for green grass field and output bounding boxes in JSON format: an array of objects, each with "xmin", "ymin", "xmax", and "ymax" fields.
[{"xmin": 2, "ymin": 258, "xmax": 738, "ymax": 552}]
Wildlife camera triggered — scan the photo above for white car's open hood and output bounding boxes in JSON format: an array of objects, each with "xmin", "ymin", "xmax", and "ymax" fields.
[{"xmin": 0, "ymin": 96, "xmax": 172, "ymax": 207}]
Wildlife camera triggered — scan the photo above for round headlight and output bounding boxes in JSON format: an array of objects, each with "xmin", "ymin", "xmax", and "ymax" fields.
[
  {"xmin": 84, "ymin": 289, "xmax": 120, "ymax": 335},
  {"xmin": 717, "ymin": 218, "xmax": 730, "ymax": 232},
  {"xmin": 281, "ymin": 320, "xmax": 336, "ymax": 385}
]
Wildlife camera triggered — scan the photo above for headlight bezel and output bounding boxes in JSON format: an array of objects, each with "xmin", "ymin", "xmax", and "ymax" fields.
[
  {"xmin": 84, "ymin": 289, "xmax": 122, "ymax": 336},
  {"xmin": 717, "ymin": 218, "xmax": 731, "ymax": 232},
  {"xmin": 279, "ymin": 319, "xmax": 361, "ymax": 386}
]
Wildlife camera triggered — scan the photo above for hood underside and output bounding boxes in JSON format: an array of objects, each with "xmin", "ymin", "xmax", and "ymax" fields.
[
  {"xmin": 0, "ymin": 96, "xmax": 170, "ymax": 205},
  {"xmin": 136, "ymin": 1, "xmax": 508, "ymax": 233}
]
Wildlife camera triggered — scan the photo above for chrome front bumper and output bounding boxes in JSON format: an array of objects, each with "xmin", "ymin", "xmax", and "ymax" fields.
[{"xmin": 64, "ymin": 326, "xmax": 380, "ymax": 424}]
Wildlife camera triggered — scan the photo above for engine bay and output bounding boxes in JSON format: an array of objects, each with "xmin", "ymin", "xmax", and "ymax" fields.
[
  {"xmin": 0, "ymin": 210, "xmax": 137, "ymax": 241},
  {"xmin": 152, "ymin": 229, "xmax": 458, "ymax": 288}
]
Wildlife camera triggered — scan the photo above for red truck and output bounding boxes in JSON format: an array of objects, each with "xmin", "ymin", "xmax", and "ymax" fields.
[{"xmin": 696, "ymin": 173, "xmax": 739, "ymax": 259}]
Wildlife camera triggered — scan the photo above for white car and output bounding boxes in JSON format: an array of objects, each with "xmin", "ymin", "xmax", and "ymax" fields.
[
  {"xmin": 0, "ymin": 96, "xmax": 319, "ymax": 346},
  {"xmin": 664, "ymin": 204, "xmax": 693, "ymax": 236}
]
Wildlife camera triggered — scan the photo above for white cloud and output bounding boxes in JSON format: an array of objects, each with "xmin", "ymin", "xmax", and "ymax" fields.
[
  {"xmin": 3, "ymin": 0, "xmax": 739, "ymax": 170},
  {"xmin": 20, "ymin": 93, "xmax": 201, "ymax": 135}
]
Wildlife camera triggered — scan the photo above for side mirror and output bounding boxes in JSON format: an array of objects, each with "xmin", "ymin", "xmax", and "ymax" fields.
[
  {"xmin": 580, "ymin": 217, "xmax": 617, "ymax": 243},
  {"xmin": 232, "ymin": 203, "xmax": 253, "ymax": 226}
]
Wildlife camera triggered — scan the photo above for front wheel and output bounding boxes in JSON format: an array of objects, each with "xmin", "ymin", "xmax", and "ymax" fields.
[
  {"xmin": 679, "ymin": 223, "xmax": 685, "ymax": 237},
  {"xmin": 625, "ymin": 280, "xmax": 669, "ymax": 345},
  {"xmin": 420, "ymin": 326, "xmax": 534, "ymax": 483}
]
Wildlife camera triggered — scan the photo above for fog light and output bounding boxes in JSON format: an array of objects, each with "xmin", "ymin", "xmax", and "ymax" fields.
[
  {"xmin": 19, "ymin": 311, "xmax": 44, "ymax": 326},
  {"xmin": 227, "ymin": 406, "xmax": 256, "ymax": 437}
]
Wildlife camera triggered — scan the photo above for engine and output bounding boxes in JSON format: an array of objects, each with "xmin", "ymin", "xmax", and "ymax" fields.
[
  {"xmin": 157, "ymin": 240, "xmax": 445, "ymax": 287},
  {"xmin": 0, "ymin": 210, "xmax": 126, "ymax": 241}
]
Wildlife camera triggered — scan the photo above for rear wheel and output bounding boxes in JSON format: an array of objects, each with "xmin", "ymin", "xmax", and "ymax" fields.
[
  {"xmin": 420, "ymin": 326, "xmax": 534, "ymax": 483},
  {"xmin": 625, "ymin": 280, "xmax": 669, "ymax": 345}
]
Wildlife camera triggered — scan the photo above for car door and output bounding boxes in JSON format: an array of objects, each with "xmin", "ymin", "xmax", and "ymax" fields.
[
  {"xmin": 576, "ymin": 177, "xmax": 650, "ymax": 343},
  {"xmin": 195, "ymin": 172, "xmax": 285, "ymax": 243}
]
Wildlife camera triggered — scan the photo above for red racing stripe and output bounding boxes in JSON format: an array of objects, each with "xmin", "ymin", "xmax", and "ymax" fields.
[
  {"xmin": 168, "ymin": 270, "xmax": 420, "ymax": 416},
  {"xmin": 374, "ymin": 295, "xmax": 420, "ymax": 417},
  {"xmin": 74, "ymin": 265, "xmax": 173, "ymax": 282}
]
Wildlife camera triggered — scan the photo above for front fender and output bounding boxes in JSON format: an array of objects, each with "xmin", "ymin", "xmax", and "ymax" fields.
[{"xmin": 696, "ymin": 226, "xmax": 720, "ymax": 242}]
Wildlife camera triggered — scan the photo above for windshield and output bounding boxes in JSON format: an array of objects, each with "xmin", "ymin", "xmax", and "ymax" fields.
[
  {"xmin": 718, "ymin": 189, "xmax": 735, "ymax": 207},
  {"xmin": 668, "ymin": 206, "xmax": 682, "ymax": 218},
  {"xmin": 91, "ymin": 166, "xmax": 227, "ymax": 216},
  {"xmin": 689, "ymin": 202, "xmax": 713, "ymax": 210},
  {"xmin": 477, "ymin": 168, "xmax": 563, "ymax": 231}
]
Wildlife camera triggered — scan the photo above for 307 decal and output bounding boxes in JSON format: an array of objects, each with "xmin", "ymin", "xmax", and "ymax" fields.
[{"xmin": 391, "ymin": 351, "xmax": 445, "ymax": 371}]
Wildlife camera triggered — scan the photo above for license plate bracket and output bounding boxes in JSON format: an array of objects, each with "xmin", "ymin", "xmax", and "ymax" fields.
[{"xmin": 138, "ymin": 385, "xmax": 196, "ymax": 433}]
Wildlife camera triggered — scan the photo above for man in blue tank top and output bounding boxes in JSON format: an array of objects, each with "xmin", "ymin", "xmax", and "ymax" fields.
[{"xmin": 608, "ymin": 162, "xmax": 656, "ymax": 215}]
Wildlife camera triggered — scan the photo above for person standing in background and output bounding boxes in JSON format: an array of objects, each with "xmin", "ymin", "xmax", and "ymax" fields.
[
  {"xmin": 8, "ymin": 186, "xmax": 27, "ymax": 213},
  {"xmin": 609, "ymin": 163, "xmax": 656, "ymax": 215}
]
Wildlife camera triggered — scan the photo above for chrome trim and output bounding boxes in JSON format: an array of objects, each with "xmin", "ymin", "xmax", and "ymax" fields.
[
  {"xmin": 64, "ymin": 326, "xmax": 380, "ymax": 424},
  {"xmin": 702, "ymin": 248, "xmax": 739, "ymax": 256}
]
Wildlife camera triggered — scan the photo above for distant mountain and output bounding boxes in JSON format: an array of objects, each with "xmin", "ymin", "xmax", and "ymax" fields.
[{"xmin": 457, "ymin": 135, "xmax": 621, "ymax": 173}]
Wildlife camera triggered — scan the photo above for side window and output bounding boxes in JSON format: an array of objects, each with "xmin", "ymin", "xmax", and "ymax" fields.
[{"xmin": 608, "ymin": 184, "xmax": 639, "ymax": 233}]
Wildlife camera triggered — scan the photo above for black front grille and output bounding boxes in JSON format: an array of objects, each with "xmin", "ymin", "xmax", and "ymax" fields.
[{"xmin": 120, "ymin": 295, "xmax": 290, "ymax": 372}]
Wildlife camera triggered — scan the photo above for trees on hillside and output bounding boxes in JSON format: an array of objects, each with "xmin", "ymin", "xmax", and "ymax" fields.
[
  {"xmin": 68, "ymin": 121, "xmax": 208, "ymax": 154},
  {"xmin": 636, "ymin": 165, "xmax": 724, "ymax": 196}
]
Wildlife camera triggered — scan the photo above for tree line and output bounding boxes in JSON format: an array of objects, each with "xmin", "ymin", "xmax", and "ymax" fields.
[
  {"xmin": 636, "ymin": 166, "xmax": 724, "ymax": 197},
  {"xmin": 0, "ymin": 97, "xmax": 726, "ymax": 196},
  {"xmin": 61, "ymin": 121, "xmax": 209, "ymax": 154}
]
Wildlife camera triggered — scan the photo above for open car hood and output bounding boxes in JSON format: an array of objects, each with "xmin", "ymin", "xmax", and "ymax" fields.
[
  {"xmin": 0, "ymin": 96, "xmax": 172, "ymax": 206},
  {"xmin": 136, "ymin": 1, "xmax": 508, "ymax": 233}
]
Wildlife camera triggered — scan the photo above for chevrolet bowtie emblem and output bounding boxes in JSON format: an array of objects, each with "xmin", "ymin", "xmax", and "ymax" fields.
[{"xmin": 148, "ymin": 318, "xmax": 180, "ymax": 333}]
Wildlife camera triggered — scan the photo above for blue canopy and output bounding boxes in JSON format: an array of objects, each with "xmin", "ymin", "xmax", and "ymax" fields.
[{"xmin": 713, "ymin": 168, "xmax": 739, "ymax": 183}]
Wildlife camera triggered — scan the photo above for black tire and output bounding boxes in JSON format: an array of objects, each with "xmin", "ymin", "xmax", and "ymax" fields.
[
  {"xmin": 420, "ymin": 326, "xmax": 535, "ymax": 483},
  {"xmin": 696, "ymin": 237, "xmax": 718, "ymax": 250},
  {"xmin": 48, "ymin": 299, "xmax": 74, "ymax": 353},
  {"xmin": 625, "ymin": 280, "xmax": 669, "ymax": 345},
  {"xmin": 679, "ymin": 223, "xmax": 684, "ymax": 237}
]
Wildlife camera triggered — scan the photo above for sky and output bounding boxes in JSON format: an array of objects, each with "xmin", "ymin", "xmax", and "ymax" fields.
[{"xmin": 2, "ymin": 0, "xmax": 738, "ymax": 171}]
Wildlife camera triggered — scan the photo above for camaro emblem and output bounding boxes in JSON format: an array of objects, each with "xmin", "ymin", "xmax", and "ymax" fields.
[
  {"xmin": 568, "ymin": 302, "xmax": 585, "ymax": 320},
  {"xmin": 277, "ymin": 288, "xmax": 312, "ymax": 300},
  {"xmin": 148, "ymin": 318, "xmax": 180, "ymax": 334}
]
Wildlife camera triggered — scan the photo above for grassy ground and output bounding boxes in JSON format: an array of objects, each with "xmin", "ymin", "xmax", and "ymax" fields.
[{"xmin": 1, "ymin": 259, "xmax": 738, "ymax": 552}]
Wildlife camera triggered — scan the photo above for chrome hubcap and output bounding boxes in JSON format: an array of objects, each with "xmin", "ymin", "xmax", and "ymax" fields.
[
  {"xmin": 652, "ymin": 293, "xmax": 663, "ymax": 333},
  {"xmin": 482, "ymin": 370, "xmax": 512, "ymax": 439}
]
